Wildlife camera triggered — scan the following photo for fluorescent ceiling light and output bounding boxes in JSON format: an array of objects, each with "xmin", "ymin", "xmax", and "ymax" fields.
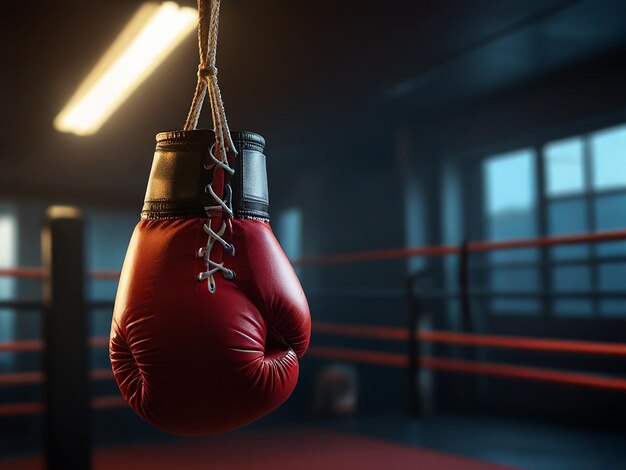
[{"xmin": 54, "ymin": 2, "xmax": 196, "ymax": 136}]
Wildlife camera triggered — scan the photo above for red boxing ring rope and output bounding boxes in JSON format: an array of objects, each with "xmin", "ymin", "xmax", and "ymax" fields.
[
  {"xmin": 0, "ymin": 229, "xmax": 625, "ymax": 276},
  {"xmin": 308, "ymin": 346, "xmax": 626, "ymax": 392},
  {"xmin": 0, "ymin": 368, "xmax": 113, "ymax": 386},
  {"xmin": 0, "ymin": 340, "xmax": 42, "ymax": 352},
  {"xmin": 0, "ymin": 268, "xmax": 119, "ymax": 279},
  {"xmin": 313, "ymin": 322, "xmax": 626, "ymax": 357},
  {"xmin": 1, "ymin": 325, "xmax": 625, "ymax": 416},
  {"xmin": 293, "ymin": 228, "xmax": 626, "ymax": 266},
  {"xmin": 0, "ymin": 396, "xmax": 128, "ymax": 417},
  {"xmin": 1, "ymin": 229, "xmax": 625, "ymax": 416},
  {"xmin": 0, "ymin": 337, "xmax": 108, "ymax": 353}
]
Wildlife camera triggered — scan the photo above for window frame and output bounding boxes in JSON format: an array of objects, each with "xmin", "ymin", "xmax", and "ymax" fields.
[{"xmin": 464, "ymin": 123, "xmax": 626, "ymax": 319}]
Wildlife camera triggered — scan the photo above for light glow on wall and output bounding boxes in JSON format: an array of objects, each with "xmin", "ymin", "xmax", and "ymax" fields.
[{"xmin": 54, "ymin": 2, "xmax": 196, "ymax": 136}]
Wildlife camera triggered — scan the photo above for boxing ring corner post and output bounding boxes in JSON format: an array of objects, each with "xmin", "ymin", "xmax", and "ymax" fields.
[
  {"xmin": 42, "ymin": 206, "xmax": 91, "ymax": 470},
  {"xmin": 458, "ymin": 239, "xmax": 471, "ymax": 333},
  {"xmin": 405, "ymin": 238, "xmax": 474, "ymax": 417},
  {"xmin": 405, "ymin": 271, "xmax": 424, "ymax": 417}
]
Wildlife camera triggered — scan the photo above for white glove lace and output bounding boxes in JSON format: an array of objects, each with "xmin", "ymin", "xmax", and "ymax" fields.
[{"xmin": 196, "ymin": 144, "xmax": 235, "ymax": 293}]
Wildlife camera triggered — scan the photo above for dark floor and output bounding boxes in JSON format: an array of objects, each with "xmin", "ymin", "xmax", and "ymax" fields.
[
  {"xmin": 1, "ymin": 411, "xmax": 625, "ymax": 469},
  {"xmin": 318, "ymin": 413, "xmax": 626, "ymax": 470},
  {"xmin": 0, "ymin": 426, "xmax": 511, "ymax": 470}
]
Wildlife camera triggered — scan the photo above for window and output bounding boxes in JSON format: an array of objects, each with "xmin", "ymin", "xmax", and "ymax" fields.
[
  {"xmin": 588, "ymin": 126, "xmax": 626, "ymax": 261},
  {"xmin": 0, "ymin": 207, "xmax": 17, "ymax": 368},
  {"xmin": 484, "ymin": 149, "xmax": 538, "ymax": 258},
  {"xmin": 544, "ymin": 125, "xmax": 626, "ymax": 317},
  {"xmin": 86, "ymin": 209, "xmax": 138, "ymax": 301},
  {"xmin": 276, "ymin": 208, "xmax": 303, "ymax": 261},
  {"xmin": 85, "ymin": 209, "xmax": 138, "ymax": 340},
  {"xmin": 485, "ymin": 150, "xmax": 536, "ymax": 217},
  {"xmin": 547, "ymin": 199, "xmax": 589, "ymax": 260},
  {"xmin": 483, "ymin": 150, "xmax": 539, "ymax": 314},
  {"xmin": 594, "ymin": 193, "xmax": 626, "ymax": 257},
  {"xmin": 479, "ymin": 123, "xmax": 626, "ymax": 318},
  {"xmin": 545, "ymin": 138, "xmax": 585, "ymax": 196},
  {"xmin": 591, "ymin": 125, "xmax": 626, "ymax": 190}
]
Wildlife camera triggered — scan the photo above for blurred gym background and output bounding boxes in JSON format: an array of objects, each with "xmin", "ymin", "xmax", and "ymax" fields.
[{"xmin": 2, "ymin": 0, "xmax": 626, "ymax": 468}]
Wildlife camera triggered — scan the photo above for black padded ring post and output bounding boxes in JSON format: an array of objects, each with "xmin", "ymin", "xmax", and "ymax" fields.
[{"xmin": 42, "ymin": 206, "xmax": 90, "ymax": 470}]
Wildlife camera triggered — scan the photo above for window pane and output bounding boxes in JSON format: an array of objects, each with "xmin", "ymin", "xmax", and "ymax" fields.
[
  {"xmin": 86, "ymin": 210, "xmax": 137, "ymax": 301},
  {"xmin": 598, "ymin": 262, "xmax": 626, "ymax": 291},
  {"xmin": 485, "ymin": 149, "xmax": 536, "ymax": 216},
  {"xmin": 0, "ymin": 208, "xmax": 17, "ymax": 369},
  {"xmin": 544, "ymin": 138, "xmax": 585, "ymax": 196},
  {"xmin": 489, "ymin": 267, "xmax": 540, "ymax": 315},
  {"xmin": 594, "ymin": 193, "xmax": 626, "ymax": 257},
  {"xmin": 548, "ymin": 198, "xmax": 589, "ymax": 259},
  {"xmin": 276, "ymin": 208, "xmax": 302, "ymax": 260},
  {"xmin": 0, "ymin": 215, "xmax": 16, "ymax": 299},
  {"xmin": 554, "ymin": 300, "xmax": 592, "ymax": 317},
  {"xmin": 591, "ymin": 124, "xmax": 626, "ymax": 190},
  {"xmin": 490, "ymin": 299, "xmax": 540, "ymax": 315},
  {"xmin": 552, "ymin": 265, "xmax": 592, "ymax": 317},
  {"xmin": 552, "ymin": 266, "xmax": 591, "ymax": 292},
  {"xmin": 484, "ymin": 149, "xmax": 537, "ymax": 263},
  {"xmin": 490, "ymin": 267, "xmax": 539, "ymax": 292},
  {"xmin": 600, "ymin": 301, "xmax": 626, "ymax": 317},
  {"xmin": 594, "ymin": 193, "xmax": 626, "ymax": 230}
]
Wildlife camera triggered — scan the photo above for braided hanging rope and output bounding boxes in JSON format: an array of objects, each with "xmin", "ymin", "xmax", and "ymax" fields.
[
  {"xmin": 185, "ymin": 0, "xmax": 237, "ymax": 293},
  {"xmin": 184, "ymin": 0, "xmax": 236, "ymax": 160}
]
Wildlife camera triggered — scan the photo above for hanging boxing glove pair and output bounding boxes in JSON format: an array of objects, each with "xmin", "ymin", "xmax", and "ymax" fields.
[{"xmin": 109, "ymin": 0, "xmax": 311, "ymax": 436}]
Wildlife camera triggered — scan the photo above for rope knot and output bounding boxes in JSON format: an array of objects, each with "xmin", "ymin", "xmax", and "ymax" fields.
[{"xmin": 198, "ymin": 64, "xmax": 218, "ymax": 80}]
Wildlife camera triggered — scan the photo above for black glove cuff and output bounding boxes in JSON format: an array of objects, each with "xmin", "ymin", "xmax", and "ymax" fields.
[{"xmin": 141, "ymin": 130, "xmax": 270, "ymax": 221}]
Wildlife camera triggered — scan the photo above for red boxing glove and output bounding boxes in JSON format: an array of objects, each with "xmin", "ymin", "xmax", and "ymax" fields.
[{"xmin": 110, "ymin": 130, "xmax": 311, "ymax": 435}]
